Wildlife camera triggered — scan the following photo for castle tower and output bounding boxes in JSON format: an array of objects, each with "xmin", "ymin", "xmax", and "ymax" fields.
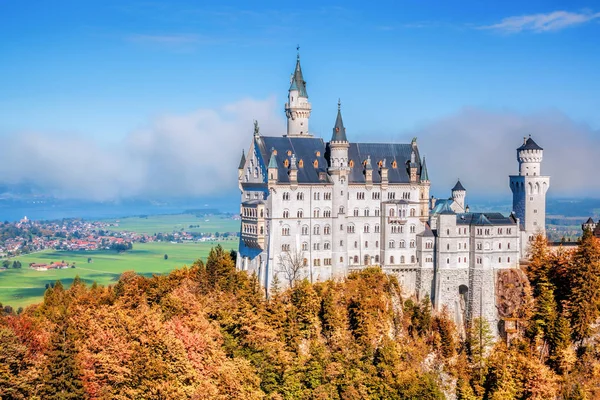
[
  {"xmin": 451, "ymin": 180, "xmax": 466, "ymax": 212},
  {"xmin": 284, "ymin": 50, "xmax": 312, "ymax": 137},
  {"xmin": 509, "ymin": 136, "xmax": 550, "ymax": 256},
  {"xmin": 328, "ymin": 100, "xmax": 350, "ymax": 279}
]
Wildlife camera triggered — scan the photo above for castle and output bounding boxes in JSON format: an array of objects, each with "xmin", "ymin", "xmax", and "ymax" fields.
[{"xmin": 236, "ymin": 53, "xmax": 550, "ymax": 334}]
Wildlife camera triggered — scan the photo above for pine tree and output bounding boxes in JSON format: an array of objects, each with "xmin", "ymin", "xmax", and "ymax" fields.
[
  {"xmin": 39, "ymin": 315, "xmax": 87, "ymax": 399},
  {"xmin": 568, "ymin": 229, "xmax": 600, "ymax": 343},
  {"xmin": 527, "ymin": 234, "xmax": 552, "ymax": 288}
]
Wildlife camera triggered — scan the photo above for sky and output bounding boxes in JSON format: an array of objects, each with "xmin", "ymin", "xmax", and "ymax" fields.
[{"xmin": 0, "ymin": 0, "xmax": 599, "ymax": 201}]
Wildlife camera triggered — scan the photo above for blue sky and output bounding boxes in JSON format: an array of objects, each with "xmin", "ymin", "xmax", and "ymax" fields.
[{"xmin": 0, "ymin": 1, "xmax": 599, "ymax": 199}]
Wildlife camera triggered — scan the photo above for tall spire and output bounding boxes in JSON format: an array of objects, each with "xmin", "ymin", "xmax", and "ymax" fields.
[
  {"xmin": 420, "ymin": 157, "xmax": 429, "ymax": 182},
  {"xmin": 285, "ymin": 48, "xmax": 312, "ymax": 137},
  {"xmin": 289, "ymin": 47, "xmax": 308, "ymax": 98},
  {"xmin": 331, "ymin": 99, "xmax": 347, "ymax": 142}
]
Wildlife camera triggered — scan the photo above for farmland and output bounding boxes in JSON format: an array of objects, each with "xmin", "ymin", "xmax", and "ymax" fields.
[
  {"xmin": 102, "ymin": 213, "xmax": 239, "ymax": 235},
  {"xmin": 0, "ymin": 240, "xmax": 238, "ymax": 309}
]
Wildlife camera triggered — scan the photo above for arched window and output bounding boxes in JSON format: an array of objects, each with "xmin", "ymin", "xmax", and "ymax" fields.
[
  {"xmin": 313, "ymin": 225, "xmax": 320, "ymax": 235},
  {"xmin": 389, "ymin": 208, "xmax": 395, "ymax": 217},
  {"xmin": 297, "ymin": 192, "xmax": 304, "ymax": 200},
  {"xmin": 400, "ymin": 240, "xmax": 405, "ymax": 248},
  {"xmin": 324, "ymin": 225, "xmax": 331, "ymax": 235},
  {"xmin": 283, "ymin": 210, "xmax": 289, "ymax": 218},
  {"xmin": 400, "ymin": 256, "xmax": 405, "ymax": 264},
  {"xmin": 410, "ymin": 225, "xmax": 416, "ymax": 233},
  {"xmin": 364, "ymin": 255, "xmax": 369, "ymax": 266},
  {"xmin": 375, "ymin": 255, "xmax": 379, "ymax": 263},
  {"xmin": 389, "ymin": 240, "xmax": 395, "ymax": 249},
  {"xmin": 282, "ymin": 226, "xmax": 290, "ymax": 236},
  {"xmin": 303, "ymin": 258, "xmax": 308, "ymax": 266},
  {"xmin": 410, "ymin": 240, "xmax": 415, "ymax": 248},
  {"xmin": 301, "ymin": 225, "xmax": 309, "ymax": 235},
  {"xmin": 313, "ymin": 209, "xmax": 320, "ymax": 218},
  {"xmin": 411, "ymin": 256, "xmax": 415, "ymax": 263},
  {"xmin": 390, "ymin": 256, "xmax": 395, "ymax": 264},
  {"xmin": 410, "ymin": 208, "xmax": 415, "ymax": 217},
  {"xmin": 297, "ymin": 210, "xmax": 303, "ymax": 218},
  {"xmin": 339, "ymin": 206, "xmax": 345, "ymax": 214},
  {"xmin": 363, "ymin": 225, "xmax": 370, "ymax": 233},
  {"xmin": 302, "ymin": 242, "xmax": 308, "ymax": 251},
  {"xmin": 353, "ymin": 255, "xmax": 359, "ymax": 264}
]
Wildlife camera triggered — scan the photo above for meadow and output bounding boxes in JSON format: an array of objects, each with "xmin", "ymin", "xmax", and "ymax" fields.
[
  {"xmin": 0, "ymin": 240, "xmax": 238, "ymax": 309},
  {"xmin": 102, "ymin": 213, "xmax": 240, "ymax": 234}
]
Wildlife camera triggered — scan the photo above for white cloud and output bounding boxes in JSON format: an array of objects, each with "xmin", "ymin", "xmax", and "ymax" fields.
[
  {"xmin": 0, "ymin": 98, "xmax": 284, "ymax": 200},
  {"xmin": 482, "ymin": 10, "xmax": 600, "ymax": 33},
  {"xmin": 414, "ymin": 108, "xmax": 600, "ymax": 198},
  {"xmin": 1, "ymin": 103, "xmax": 599, "ymax": 201}
]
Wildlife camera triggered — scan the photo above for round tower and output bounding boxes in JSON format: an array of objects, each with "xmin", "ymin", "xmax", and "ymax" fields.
[
  {"xmin": 285, "ymin": 50, "xmax": 312, "ymax": 137},
  {"xmin": 329, "ymin": 100, "xmax": 349, "ymax": 279},
  {"xmin": 509, "ymin": 136, "xmax": 550, "ymax": 257},
  {"xmin": 451, "ymin": 180, "xmax": 466, "ymax": 211}
]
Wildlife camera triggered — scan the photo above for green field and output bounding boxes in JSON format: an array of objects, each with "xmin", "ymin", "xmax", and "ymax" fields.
[
  {"xmin": 0, "ymin": 240, "xmax": 238, "ymax": 309},
  {"xmin": 103, "ymin": 213, "xmax": 240, "ymax": 235}
]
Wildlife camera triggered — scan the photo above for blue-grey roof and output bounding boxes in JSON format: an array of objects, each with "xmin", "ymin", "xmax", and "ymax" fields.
[
  {"xmin": 518, "ymin": 137, "xmax": 543, "ymax": 151},
  {"xmin": 439, "ymin": 201, "xmax": 456, "ymax": 215},
  {"xmin": 452, "ymin": 180, "xmax": 466, "ymax": 192},
  {"xmin": 419, "ymin": 223, "xmax": 435, "ymax": 237},
  {"xmin": 345, "ymin": 142, "xmax": 421, "ymax": 184},
  {"xmin": 257, "ymin": 136, "xmax": 330, "ymax": 184},
  {"xmin": 256, "ymin": 136, "xmax": 423, "ymax": 185},
  {"xmin": 431, "ymin": 199, "xmax": 453, "ymax": 215},
  {"xmin": 456, "ymin": 212, "xmax": 517, "ymax": 226},
  {"xmin": 585, "ymin": 217, "xmax": 595, "ymax": 224}
]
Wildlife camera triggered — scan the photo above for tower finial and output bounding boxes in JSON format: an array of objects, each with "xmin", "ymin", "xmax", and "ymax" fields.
[
  {"xmin": 338, "ymin": 98, "xmax": 341, "ymax": 110},
  {"xmin": 296, "ymin": 44, "xmax": 300, "ymax": 60},
  {"xmin": 253, "ymin": 120, "xmax": 260, "ymax": 137}
]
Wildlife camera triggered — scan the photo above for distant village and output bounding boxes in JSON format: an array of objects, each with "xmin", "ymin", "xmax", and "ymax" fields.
[{"xmin": 0, "ymin": 216, "xmax": 239, "ymax": 265}]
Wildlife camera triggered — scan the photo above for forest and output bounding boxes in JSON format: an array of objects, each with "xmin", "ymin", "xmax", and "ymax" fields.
[{"xmin": 2, "ymin": 231, "xmax": 600, "ymax": 399}]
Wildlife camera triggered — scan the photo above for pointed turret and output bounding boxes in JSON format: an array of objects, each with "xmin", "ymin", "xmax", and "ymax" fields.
[
  {"xmin": 421, "ymin": 157, "xmax": 429, "ymax": 182},
  {"xmin": 331, "ymin": 99, "xmax": 348, "ymax": 142},
  {"xmin": 267, "ymin": 148, "xmax": 278, "ymax": 188},
  {"xmin": 268, "ymin": 151, "xmax": 278, "ymax": 169},
  {"xmin": 238, "ymin": 150, "xmax": 246, "ymax": 170},
  {"xmin": 452, "ymin": 180, "xmax": 466, "ymax": 192},
  {"xmin": 285, "ymin": 49, "xmax": 312, "ymax": 137},
  {"xmin": 289, "ymin": 53, "xmax": 308, "ymax": 98}
]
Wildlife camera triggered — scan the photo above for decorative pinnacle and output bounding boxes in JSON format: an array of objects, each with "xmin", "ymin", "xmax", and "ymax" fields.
[
  {"xmin": 338, "ymin": 98, "xmax": 341, "ymax": 110},
  {"xmin": 253, "ymin": 120, "xmax": 260, "ymax": 136},
  {"xmin": 296, "ymin": 44, "xmax": 300, "ymax": 60}
]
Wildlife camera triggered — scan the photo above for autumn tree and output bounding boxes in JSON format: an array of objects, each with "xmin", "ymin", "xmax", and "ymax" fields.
[{"xmin": 568, "ymin": 229, "xmax": 600, "ymax": 343}]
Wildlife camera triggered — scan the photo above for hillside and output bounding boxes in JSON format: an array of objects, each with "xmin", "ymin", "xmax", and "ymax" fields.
[{"xmin": 2, "ymin": 241, "xmax": 600, "ymax": 399}]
